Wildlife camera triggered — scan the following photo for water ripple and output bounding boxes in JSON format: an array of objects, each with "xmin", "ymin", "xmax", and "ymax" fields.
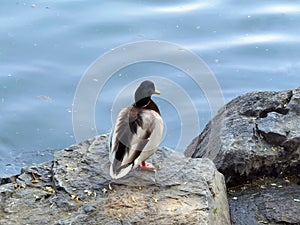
[
  {"xmin": 254, "ymin": 4, "xmax": 300, "ymax": 14},
  {"xmin": 153, "ymin": 1, "xmax": 217, "ymax": 13},
  {"xmin": 185, "ymin": 33, "xmax": 297, "ymax": 52}
]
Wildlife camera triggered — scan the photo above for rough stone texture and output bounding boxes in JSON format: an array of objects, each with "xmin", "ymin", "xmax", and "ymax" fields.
[
  {"xmin": 185, "ymin": 87, "xmax": 300, "ymax": 186},
  {"xmin": 0, "ymin": 134, "xmax": 230, "ymax": 225},
  {"xmin": 228, "ymin": 176, "xmax": 300, "ymax": 225}
]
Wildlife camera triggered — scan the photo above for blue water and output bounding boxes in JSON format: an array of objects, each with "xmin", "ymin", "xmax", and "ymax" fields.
[{"xmin": 1, "ymin": 0, "xmax": 300, "ymax": 177}]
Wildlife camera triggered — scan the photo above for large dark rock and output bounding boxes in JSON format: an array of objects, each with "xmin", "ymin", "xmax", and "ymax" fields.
[
  {"xmin": 185, "ymin": 87, "xmax": 300, "ymax": 186},
  {"xmin": 0, "ymin": 134, "xmax": 230, "ymax": 225}
]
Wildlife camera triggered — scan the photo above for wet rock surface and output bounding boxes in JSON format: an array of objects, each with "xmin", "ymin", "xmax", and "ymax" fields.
[
  {"xmin": 185, "ymin": 87, "xmax": 300, "ymax": 186},
  {"xmin": 0, "ymin": 135, "xmax": 230, "ymax": 225}
]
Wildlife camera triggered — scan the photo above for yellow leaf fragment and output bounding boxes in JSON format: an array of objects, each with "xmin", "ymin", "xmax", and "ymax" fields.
[
  {"xmin": 44, "ymin": 186, "xmax": 55, "ymax": 195},
  {"xmin": 152, "ymin": 197, "xmax": 158, "ymax": 203},
  {"xmin": 71, "ymin": 195, "xmax": 79, "ymax": 203},
  {"xmin": 169, "ymin": 206, "xmax": 176, "ymax": 212},
  {"xmin": 241, "ymin": 186, "xmax": 247, "ymax": 190},
  {"xmin": 45, "ymin": 186, "xmax": 54, "ymax": 191},
  {"xmin": 213, "ymin": 208, "xmax": 218, "ymax": 219},
  {"xmin": 102, "ymin": 188, "xmax": 107, "ymax": 194},
  {"xmin": 258, "ymin": 220, "xmax": 269, "ymax": 224},
  {"xmin": 108, "ymin": 183, "xmax": 113, "ymax": 190},
  {"xmin": 116, "ymin": 213, "xmax": 122, "ymax": 221},
  {"xmin": 34, "ymin": 195, "xmax": 40, "ymax": 200},
  {"xmin": 131, "ymin": 196, "xmax": 136, "ymax": 202},
  {"xmin": 84, "ymin": 190, "xmax": 92, "ymax": 196}
]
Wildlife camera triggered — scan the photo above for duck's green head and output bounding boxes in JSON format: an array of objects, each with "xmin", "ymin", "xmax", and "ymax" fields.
[{"xmin": 134, "ymin": 80, "xmax": 160, "ymax": 103}]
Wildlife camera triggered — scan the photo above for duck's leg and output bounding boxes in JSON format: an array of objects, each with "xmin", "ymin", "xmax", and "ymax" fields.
[{"xmin": 139, "ymin": 161, "xmax": 157, "ymax": 170}]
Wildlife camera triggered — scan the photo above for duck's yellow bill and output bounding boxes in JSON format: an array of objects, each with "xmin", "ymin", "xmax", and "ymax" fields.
[{"xmin": 153, "ymin": 89, "xmax": 160, "ymax": 95}]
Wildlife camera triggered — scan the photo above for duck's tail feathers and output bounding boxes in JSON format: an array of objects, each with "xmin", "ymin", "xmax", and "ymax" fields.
[{"xmin": 110, "ymin": 162, "xmax": 134, "ymax": 179}]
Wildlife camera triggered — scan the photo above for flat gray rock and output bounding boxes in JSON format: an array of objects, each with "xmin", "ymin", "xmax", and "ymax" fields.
[
  {"xmin": 185, "ymin": 87, "xmax": 300, "ymax": 186},
  {"xmin": 0, "ymin": 134, "xmax": 230, "ymax": 225}
]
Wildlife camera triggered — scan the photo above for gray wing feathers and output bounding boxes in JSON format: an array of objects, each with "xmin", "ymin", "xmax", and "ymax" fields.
[{"xmin": 109, "ymin": 107, "xmax": 163, "ymax": 179}]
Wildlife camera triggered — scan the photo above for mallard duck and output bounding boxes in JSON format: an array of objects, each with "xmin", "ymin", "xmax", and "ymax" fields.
[{"xmin": 109, "ymin": 80, "xmax": 164, "ymax": 179}]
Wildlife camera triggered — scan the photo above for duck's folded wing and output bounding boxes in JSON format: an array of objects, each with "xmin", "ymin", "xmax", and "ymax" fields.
[
  {"xmin": 109, "ymin": 107, "xmax": 148, "ymax": 178},
  {"xmin": 109, "ymin": 108, "xmax": 163, "ymax": 179},
  {"xmin": 109, "ymin": 107, "xmax": 133, "ymax": 164}
]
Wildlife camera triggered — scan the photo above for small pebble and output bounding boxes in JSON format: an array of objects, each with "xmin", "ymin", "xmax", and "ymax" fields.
[
  {"xmin": 40, "ymin": 218, "xmax": 50, "ymax": 225},
  {"xmin": 82, "ymin": 205, "xmax": 96, "ymax": 213}
]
